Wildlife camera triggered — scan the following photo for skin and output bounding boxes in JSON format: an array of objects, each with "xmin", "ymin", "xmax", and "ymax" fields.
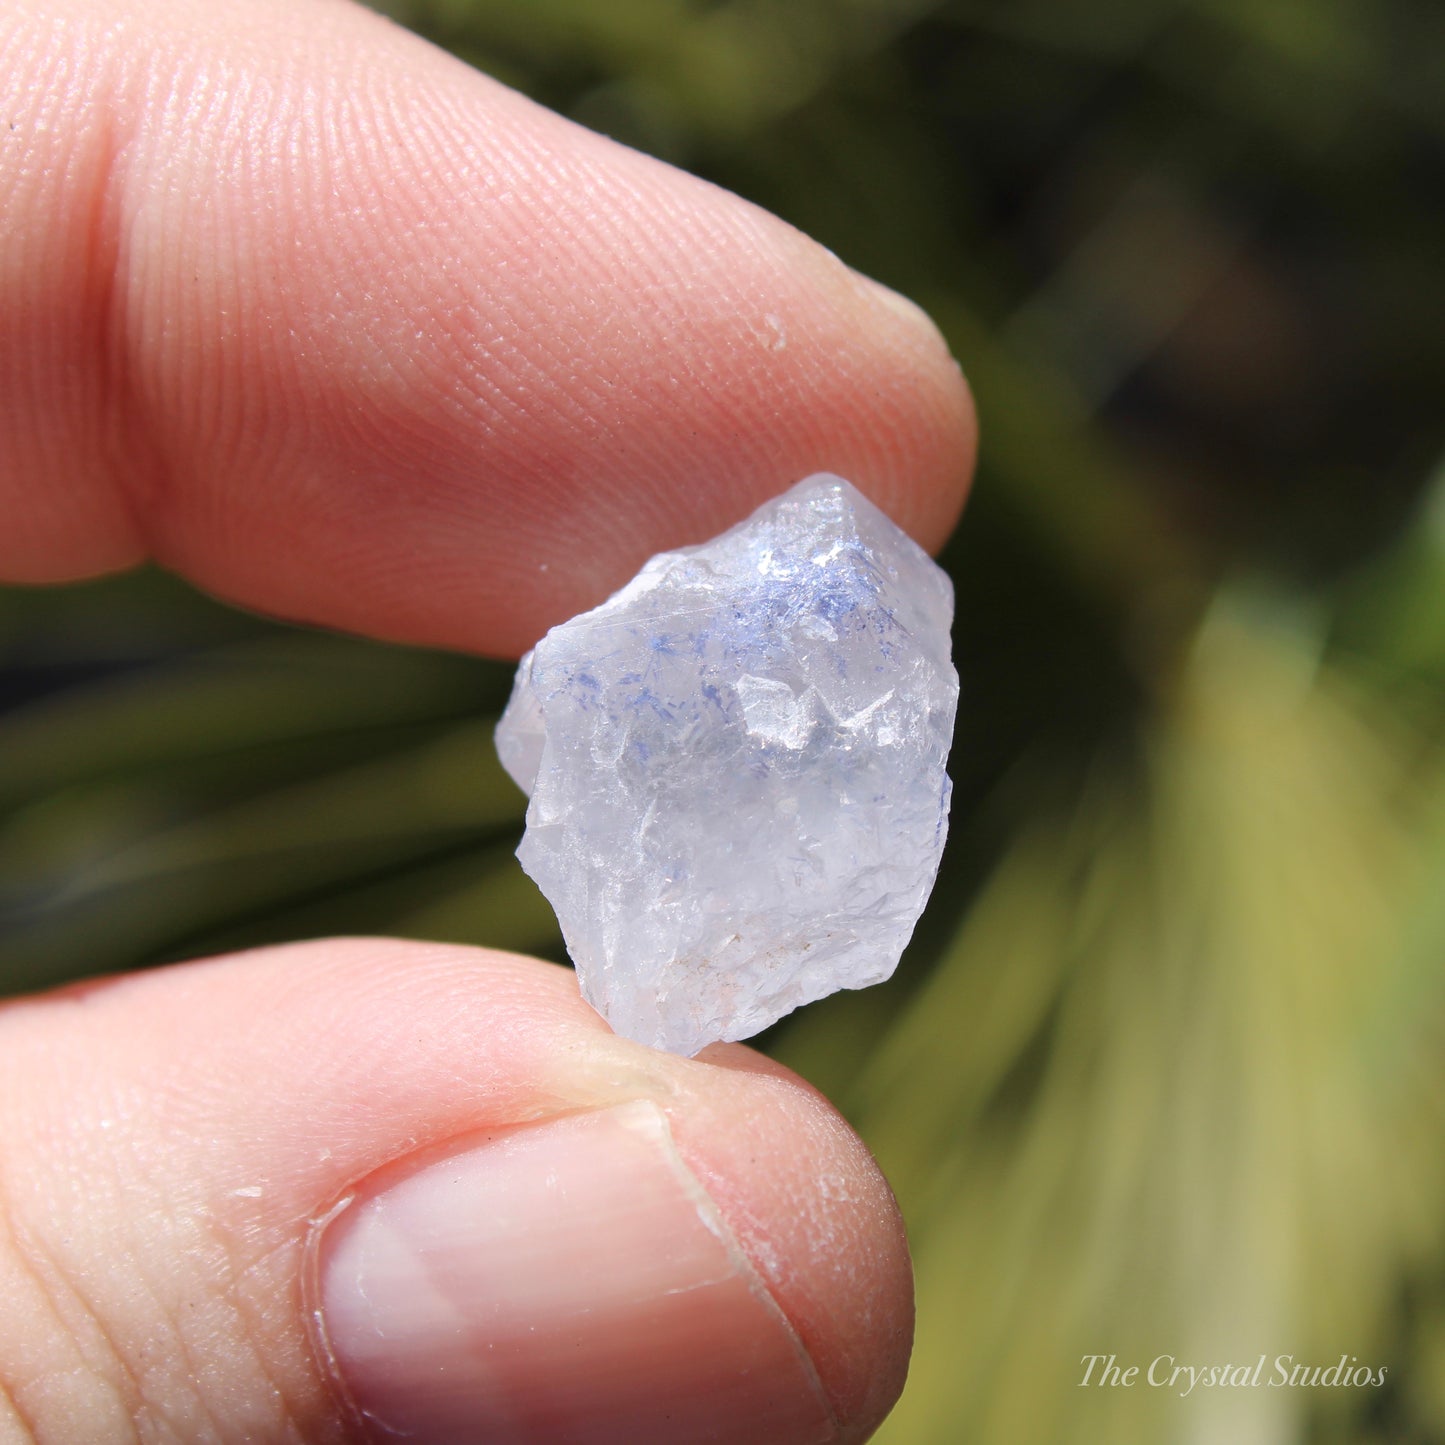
[{"xmin": 0, "ymin": 0, "xmax": 977, "ymax": 1440}]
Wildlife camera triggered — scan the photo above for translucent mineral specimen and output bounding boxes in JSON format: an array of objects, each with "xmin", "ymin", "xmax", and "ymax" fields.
[{"xmin": 496, "ymin": 474, "xmax": 959, "ymax": 1056}]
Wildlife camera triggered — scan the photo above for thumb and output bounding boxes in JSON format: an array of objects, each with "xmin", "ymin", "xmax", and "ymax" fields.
[{"xmin": 0, "ymin": 940, "xmax": 911, "ymax": 1443}]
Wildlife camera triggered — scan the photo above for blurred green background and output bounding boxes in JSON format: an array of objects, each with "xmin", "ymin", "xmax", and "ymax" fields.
[{"xmin": 4, "ymin": 0, "xmax": 1445, "ymax": 1440}]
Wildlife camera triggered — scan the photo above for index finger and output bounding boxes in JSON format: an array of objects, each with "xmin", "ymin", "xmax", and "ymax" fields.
[{"xmin": 1, "ymin": 0, "xmax": 975, "ymax": 658}]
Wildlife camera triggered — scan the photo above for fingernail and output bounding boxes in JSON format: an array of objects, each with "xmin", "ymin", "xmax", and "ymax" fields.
[{"xmin": 312, "ymin": 1101, "xmax": 836, "ymax": 1445}]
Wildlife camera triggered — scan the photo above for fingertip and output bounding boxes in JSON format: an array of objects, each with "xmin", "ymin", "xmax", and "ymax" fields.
[{"xmin": 846, "ymin": 269, "xmax": 977, "ymax": 555}]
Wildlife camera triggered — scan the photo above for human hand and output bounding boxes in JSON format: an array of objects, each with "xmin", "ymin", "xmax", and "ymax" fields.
[{"xmin": 0, "ymin": 0, "xmax": 976, "ymax": 1439}]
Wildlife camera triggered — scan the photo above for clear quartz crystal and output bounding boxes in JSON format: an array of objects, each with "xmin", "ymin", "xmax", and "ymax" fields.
[{"xmin": 496, "ymin": 474, "xmax": 959, "ymax": 1056}]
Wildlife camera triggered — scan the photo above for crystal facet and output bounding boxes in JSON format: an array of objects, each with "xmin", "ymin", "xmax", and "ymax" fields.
[{"xmin": 496, "ymin": 474, "xmax": 959, "ymax": 1056}]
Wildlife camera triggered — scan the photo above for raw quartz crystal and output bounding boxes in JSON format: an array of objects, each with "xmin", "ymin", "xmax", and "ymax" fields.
[{"xmin": 496, "ymin": 474, "xmax": 959, "ymax": 1056}]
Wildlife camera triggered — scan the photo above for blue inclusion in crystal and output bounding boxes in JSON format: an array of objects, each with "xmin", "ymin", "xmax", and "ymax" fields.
[
  {"xmin": 643, "ymin": 642, "xmax": 672, "ymax": 680},
  {"xmin": 935, "ymin": 775, "xmax": 952, "ymax": 841},
  {"xmin": 629, "ymin": 686, "xmax": 675, "ymax": 723},
  {"xmin": 815, "ymin": 586, "xmax": 859, "ymax": 623}
]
